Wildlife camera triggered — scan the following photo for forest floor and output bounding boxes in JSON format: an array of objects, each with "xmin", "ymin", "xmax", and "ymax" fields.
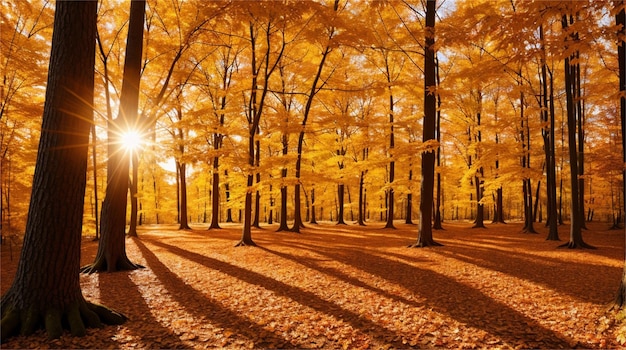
[{"xmin": 1, "ymin": 220, "xmax": 624, "ymax": 349}]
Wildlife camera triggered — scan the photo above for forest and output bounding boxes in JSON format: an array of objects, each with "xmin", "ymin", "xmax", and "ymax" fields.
[{"xmin": 1, "ymin": 0, "xmax": 626, "ymax": 348}]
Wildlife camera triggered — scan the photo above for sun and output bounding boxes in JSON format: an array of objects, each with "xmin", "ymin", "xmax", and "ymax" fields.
[{"xmin": 120, "ymin": 130, "xmax": 142, "ymax": 151}]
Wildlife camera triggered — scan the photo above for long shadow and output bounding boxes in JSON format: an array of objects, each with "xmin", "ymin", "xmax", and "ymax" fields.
[
  {"xmin": 144, "ymin": 238, "xmax": 409, "ymax": 348},
  {"xmin": 132, "ymin": 239, "xmax": 292, "ymax": 348},
  {"xmin": 424, "ymin": 240, "xmax": 622, "ymax": 304},
  {"xmin": 97, "ymin": 270, "xmax": 188, "ymax": 349},
  {"xmin": 296, "ymin": 243, "xmax": 578, "ymax": 349},
  {"xmin": 258, "ymin": 245, "xmax": 428, "ymax": 310}
]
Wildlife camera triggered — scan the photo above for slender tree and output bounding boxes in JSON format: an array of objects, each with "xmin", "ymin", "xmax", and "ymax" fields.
[
  {"xmin": 539, "ymin": 23, "xmax": 560, "ymax": 240},
  {"xmin": 1, "ymin": 0, "xmax": 126, "ymax": 340},
  {"xmin": 411, "ymin": 0, "xmax": 441, "ymax": 248},
  {"xmin": 291, "ymin": 0, "xmax": 339, "ymax": 233},
  {"xmin": 82, "ymin": 0, "xmax": 146, "ymax": 272},
  {"xmin": 237, "ymin": 10, "xmax": 286, "ymax": 246},
  {"xmin": 612, "ymin": 0, "xmax": 625, "ymax": 308},
  {"xmin": 559, "ymin": 13, "xmax": 594, "ymax": 249}
]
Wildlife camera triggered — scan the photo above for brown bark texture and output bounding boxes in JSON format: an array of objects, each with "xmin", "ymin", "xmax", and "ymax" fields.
[{"xmin": 1, "ymin": 1, "xmax": 126, "ymax": 341}]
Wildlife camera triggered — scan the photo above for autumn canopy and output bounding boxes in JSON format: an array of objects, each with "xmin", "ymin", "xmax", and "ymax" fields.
[{"xmin": 1, "ymin": 0, "xmax": 626, "ymax": 347}]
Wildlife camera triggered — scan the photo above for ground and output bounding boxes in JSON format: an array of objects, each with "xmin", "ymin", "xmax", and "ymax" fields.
[{"xmin": 1, "ymin": 221, "xmax": 624, "ymax": 349}]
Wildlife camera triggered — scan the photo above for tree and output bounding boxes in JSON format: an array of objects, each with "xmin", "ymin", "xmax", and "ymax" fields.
[
  {"xmin": 0, "ymin": 0, "xmax": 52, "ymax": 234},
  {"xmin": 237, "ymin": 6, "xmax": 287, "ymax": 246},
  {"xmin": 559, "ymin": 10, "xmax": 594, "ymax": 249},
  {"xmin": 82, "ymin": 0, "xmax": 146, "ymax": 272},
  {"xmin": 290, "ymin": 0, "xmax": 340, "ymax": 233},
  {"xmin": 1, "ymin": 0, "xmax": 126, "ymax": 340},
  {"xmin": 613, "ymin": 0, "xmax": 625, "ymax": 308},
  {"xmin": 411, "ymin": 0, "xmax": 441, "ymax": 248},
  {"xmin": 539, "ymin": 22, "xmax": 560, "ymax": 241}
]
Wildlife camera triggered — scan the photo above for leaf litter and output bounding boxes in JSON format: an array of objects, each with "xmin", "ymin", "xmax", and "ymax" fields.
[{"xmin": 1, "ymin": 221, "xmax": 624, "ymax": 349}]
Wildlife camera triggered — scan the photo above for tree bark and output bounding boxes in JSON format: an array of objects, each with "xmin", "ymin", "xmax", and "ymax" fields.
[
  {"xmin": 127, "ymin": 151, "xmax": 139, "ymax": 237},
  {"xmin": 559, "ymin": 14, "xmax": 594, "ymax": 249},
  {"xmin": 612, "ymin": 0, "xmax": 626, "ymax": 308},
  {"xmin": 337, "ymin": 183, "xmax": 346, "ymax": 225},
  {"xmin": 1, "ymin": 1, "xmax": 126, "ymax": 340},
  {"xmin": 411, "ymin": 0, "xmax": 441, "ymax": 248},
  {"xmin": 178, "ymin": 160, "xmax": 191, "ymax": 230},
  {"xmin": 541, "ymin": 23, "xmax": 559, "ymax": 240},
  {"xmin": 291, "ymin": 0, "xmax": 338, "ymax": 233},
  {"xmin": 82, "ymin": 0, "xmax": 146, "ymax": 272}
]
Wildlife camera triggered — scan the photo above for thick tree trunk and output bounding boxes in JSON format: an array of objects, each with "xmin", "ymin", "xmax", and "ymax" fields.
[
  {"xmin": 411, "ymin": 0, "xmax": 441, "ymax": 248},
  {"xmin": 1, "ymin": 1, "xmax": 126, "ymax": 340}
]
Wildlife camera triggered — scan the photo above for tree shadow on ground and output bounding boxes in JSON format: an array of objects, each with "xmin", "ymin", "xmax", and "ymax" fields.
[
  {"xmin": 258, "ymin": 245, "xmax": 428, "ymax": 309},
  {"xmin": 419, "ymin": 240, "xmax": 621, "ymax": 304},
  {"xmin": 294, "ymin": 242, "xmax": 579, "ymax": 349},
  {"xmin": 96, "ymin": 270, "xmax": 188, "ymax": 349},
  {"xmin": 142, "ymin": 238, "xmax": 409, "ymax": 349},
  {"xmin": 132, "ymin": 239, "xmax": 292, "ymax": 348}
]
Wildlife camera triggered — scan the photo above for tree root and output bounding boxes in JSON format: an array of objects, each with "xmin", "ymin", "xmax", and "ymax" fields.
[
  {"xmin": 557, "ymin": 240, "xmax": 596, "ymax": 249},
  {"xmin": 408, "ymin": 240, "xmax": 443, "ymax": 248},
  {"xmin": 80, "ymin": 255, "xmax": 144, "ymax": 274},
  {"xmin": 1, "ymin": 298, "xmax": 126, "ymax": 341},
  {"xmin": 235, "ymin": 239, "xmax": 257, "ymax": 247}
]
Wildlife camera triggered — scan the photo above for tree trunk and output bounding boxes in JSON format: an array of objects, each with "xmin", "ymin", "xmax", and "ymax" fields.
[
  {"xmin": 1, "ymin": 1, "xmax": 126, "ymax": 340},
  {"xmin": 224, "ymin": 170, "xmax": 233, "ymax": 223},
  {"xmin": 411, "ymin": 0, "xmax": 441, "ymax": 248},
  {"xmin": 208, "ymin": 161, "xmax": 221, "ymax": 229},
  {"xmin": 337, "ymin": 183, "xmax": 346, "ymax": 225},
  {"xmin": 559, "ymin": 14, "xmax": 594, "ymax": 249},
  {"xmin": 310, "ymin": 186, "xmax": 317, "ymax": 224},
  {"xmin": 291, "ymin": 133, "xmax": 306, "ymax": 233},
  {"xmin": 520, "ymin": 87, "xmax": 537, "ymax": 234},
  {"xmin": 405, "ymin": 192, "xmax": 413, "ymax": 225},
  {"xmin": 178, "ymin": 161, "xmax": 190, "ymax": 230},
  {"xmin": 433, "ymin": 54, "xmax": 444, "ymax": 229},
  {"xmin": 291, "ymin": 1, "xmax": 337, "ymax": 232},
  {"xmin": 472, "ymin": 173, "xmax": 486, "ymax": 228},
  {"xmin": 612, "ymin": 0, "xmax": 625, "ymax": 309},
  {"xmin": 83, "ymin": 0, "xmax": 146, "ymax": 272},
  {"xmin": 253, "ymin": 135, "xmax": 261, "ymax": 228},
  {"xmin": 357, "ymin": 170, "xmax": 366, "ymax": 226},
  {"xmin": 237, "ymin": 124, "xmax": 257, "ymax": 246},
  {"xmin": 91, "ymin": 124, "xmax": 100, "ymax": 240},
  {"xmin": 127, "ymin": 152, "xmax": 139, "ymax": 237},
  {"xmin": 384, "ymin": 84, "xmax": 396, "ymax": 229},
  {"xmin": 472, "ymin": 110, "xmax": 485, "ymax": 229},
  {"xmin": 541, "ymin": 23, "xmax": 559, "ymax": 240}
]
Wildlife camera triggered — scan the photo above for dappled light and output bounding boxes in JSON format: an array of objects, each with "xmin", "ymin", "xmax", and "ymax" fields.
[{"xmin": 1, "ymin": 222, "xmax": 623, "ymax": 348}]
